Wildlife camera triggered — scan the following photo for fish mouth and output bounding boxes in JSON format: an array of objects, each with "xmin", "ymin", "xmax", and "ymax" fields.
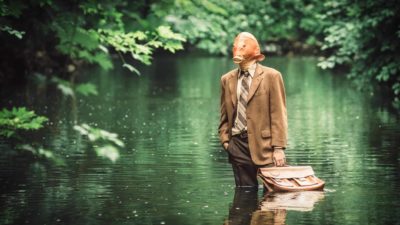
[{"xmin": 233, "ymin": 55, "xmax": 244, "ymax": 64}]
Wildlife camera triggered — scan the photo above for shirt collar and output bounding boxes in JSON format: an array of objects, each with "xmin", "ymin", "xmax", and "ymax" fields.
[{"xmin": 239, "ymin": 63, "xmax": 257, "ymax": 78}]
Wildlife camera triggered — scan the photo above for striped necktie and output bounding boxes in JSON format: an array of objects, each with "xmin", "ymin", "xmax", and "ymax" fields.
[{"xmin": 236, "ymin": 70, "xmax": 250, "ymax": 131}]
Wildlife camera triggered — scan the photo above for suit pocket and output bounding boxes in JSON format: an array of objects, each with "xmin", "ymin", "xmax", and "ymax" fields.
[
  {"xmin": 261, "ymin": 129, "xmax": 272, "ymax": 150},
  {"xmin": 227, "ymin": 138, "xmax": 238, "ymax": 156},
  {"xmin": 261, "ymin": 129, "xmax": 271, "ymax": 138}
]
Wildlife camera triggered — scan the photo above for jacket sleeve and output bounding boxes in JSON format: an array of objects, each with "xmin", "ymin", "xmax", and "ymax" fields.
[
  {"xmin": 218, "ymin": 77, "xmax": 230, "ymax": 145},
  {"xmin": 269, "ymin": 72, "xmax": 288, "ymax": 148}
]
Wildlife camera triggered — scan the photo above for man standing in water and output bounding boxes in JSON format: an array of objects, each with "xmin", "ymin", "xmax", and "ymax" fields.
[{"xmin": 219, "ymin": 32, "xmax": 287, "ymax": 188}]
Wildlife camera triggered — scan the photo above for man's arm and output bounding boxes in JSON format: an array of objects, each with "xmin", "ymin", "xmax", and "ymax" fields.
[
  {"xmin": 270, "ymin": 72, "xmax": 288, "ymax": 166},
  {"xmin": 270, "ymin": 72, "xmax": 288, "ymax": 148},
  {"xmin": 218, "ymin": 77, "xmax": 230, "ymax": 149}
]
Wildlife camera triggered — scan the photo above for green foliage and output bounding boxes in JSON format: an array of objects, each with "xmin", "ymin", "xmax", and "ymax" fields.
[
  {"xmin": 50, "ymin": 1, "xmax": 185, "ymax": 73},
  {"xmin": 0, "ymin": 107, "xmax": 63, "ymax": 164},
  {"xmin": 0, "ymin": 1, "xmax": 27, "ymax": 39},
  {"xmin": 156, "ymin": 0, "xmax": 240, "ymax": 55},
  {"xmin": 156, "ymin": 0, "xmax": 324, "ymax": 55},
  {"xmin": 0, "ymin": 107, "xmax": 48, "ymax": 138},
  {"xmin": 98, "ymin": 26, "xmax": 185, "ymax": 73},
  {"xmin": 317, "ymin": 0, "xmax": 400, "ymax": 107},
  {"xmin": 74, "ymin": 123, "xmax": 124, "ymax": 162},
  {"xmin": 156, "ymin": 26, "xmax": 186, "ymax": 53},
  {"xmin": 53, "ymin": 22, "xmax": 114, "ymax": 70},
  {"xmin": 51, "ymin": 77, "xmax": 98, "ymax": 97},
  {"xmin": 0, "ymin": 0, "xmax": 186, "ymax": 76}
]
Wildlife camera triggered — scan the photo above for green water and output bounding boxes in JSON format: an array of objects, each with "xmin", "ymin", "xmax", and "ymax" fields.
[{"xmin": 0, "ymin": 55, "xmax": 399, "ymax": 225}]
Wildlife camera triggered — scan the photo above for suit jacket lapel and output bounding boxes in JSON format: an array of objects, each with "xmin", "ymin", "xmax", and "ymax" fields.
[
  {"xmin": 228, "ymin": 69, "xmax": 239, "ymax": 107},
  {"xmin": 247, "ymin": 64, "xmax": 264, "ymax": 102}
]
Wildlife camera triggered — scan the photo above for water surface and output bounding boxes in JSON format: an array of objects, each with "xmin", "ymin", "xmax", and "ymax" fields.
[{"xmin": 0, "ymin": 55, "xmax": 399, "ymax": 225}]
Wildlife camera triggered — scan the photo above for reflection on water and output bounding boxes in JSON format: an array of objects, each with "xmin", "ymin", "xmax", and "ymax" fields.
[
  {"xmin": 0, "ymin": 55, "xmax": 400, "ymax": 225},
  {"xmin": 225, "ymin": 189, "xmax": 325, "ymax": 225},
  {"xmin": 260, "ymin": 191, "xmax": 324, "ymax": 212},
  {"xmin": 251, "ymin": 208, "xmax": 286, "ymax": 225},
  {"xmin": 225, "ymin": 189, "xmax": 258, "ymax": 225}
]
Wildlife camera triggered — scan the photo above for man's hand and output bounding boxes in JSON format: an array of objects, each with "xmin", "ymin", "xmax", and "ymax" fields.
[
  {"xmin": 223, "ymin": 142, "xmax": 229, "ymax": 150},
  {"xmin": 273, "ymin": 148, "xmax": 286, "ymax": 166}
]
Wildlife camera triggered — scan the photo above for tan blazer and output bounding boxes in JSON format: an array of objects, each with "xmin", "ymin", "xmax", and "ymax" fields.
[{"xmin": 218, "ymin": 64, "xmax": 287, "ymax": 165}]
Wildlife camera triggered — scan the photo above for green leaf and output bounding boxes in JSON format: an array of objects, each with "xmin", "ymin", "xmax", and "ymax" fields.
[
  {"xmin": 73, "ymin": 28, "xmax": 99, "ymax": 50},
  {"xmin": 132, "ymin": 31, "xmax": 147, "ymax": 40},
  {"xmin": 56, "ymin": 83, "xmax": 75, "ymax": 97},
  {"xmin": 163, "ymin": 41, "xmax": 184, "ymax": 53},
  {"xmin": 75, "ymin": 83, "xmax": 98, "ymax": 96},
  {"xmin": 1, "ymin": 25, "xmax": 25, "ymax": 39},
  {"xmin": 95, "ymin": 145, "xmax": 120, "ymax": 162},
  {"xmin": 122, "ymin": 63, "xmax": 141, "ymax": 76},
  {"xmin": 156, "ymin": 26, "xmax": 186, "ymax": 42},
  {"xmin": 51, "ymin": 77, "xmax": 76, "ymax": 97},
  {"xmin": 98, "ymin": 44, "xmax": 109, "ymax": 53},
  {"xmin": 92, "ymin": 53, "xmax": 113, "ymax": 70}
]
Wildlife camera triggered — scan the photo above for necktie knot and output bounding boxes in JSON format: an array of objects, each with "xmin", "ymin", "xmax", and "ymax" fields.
[{"xmin": 241, "ymin": 70, "xmax": 250, "ymax": 77}]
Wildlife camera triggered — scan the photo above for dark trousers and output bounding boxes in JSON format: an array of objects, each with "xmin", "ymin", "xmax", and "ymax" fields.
[{"xmin": 227, "ymin": 134, "xmax": 265, "ymax": 188}]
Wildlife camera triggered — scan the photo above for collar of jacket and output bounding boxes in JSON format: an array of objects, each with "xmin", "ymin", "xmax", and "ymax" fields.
[
  {"xmin": 228, "ymin": 63, "xmax": 265, "ymax": 107},
  {"xmin": 238, "ymin": 62, "xmax": 257, "ymax": 78}
]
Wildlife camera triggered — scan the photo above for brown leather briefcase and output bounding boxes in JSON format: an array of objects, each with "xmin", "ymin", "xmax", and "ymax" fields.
[{"xmin": 258, "ymin": 166, "xmax": 325, "ymax": 192}]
